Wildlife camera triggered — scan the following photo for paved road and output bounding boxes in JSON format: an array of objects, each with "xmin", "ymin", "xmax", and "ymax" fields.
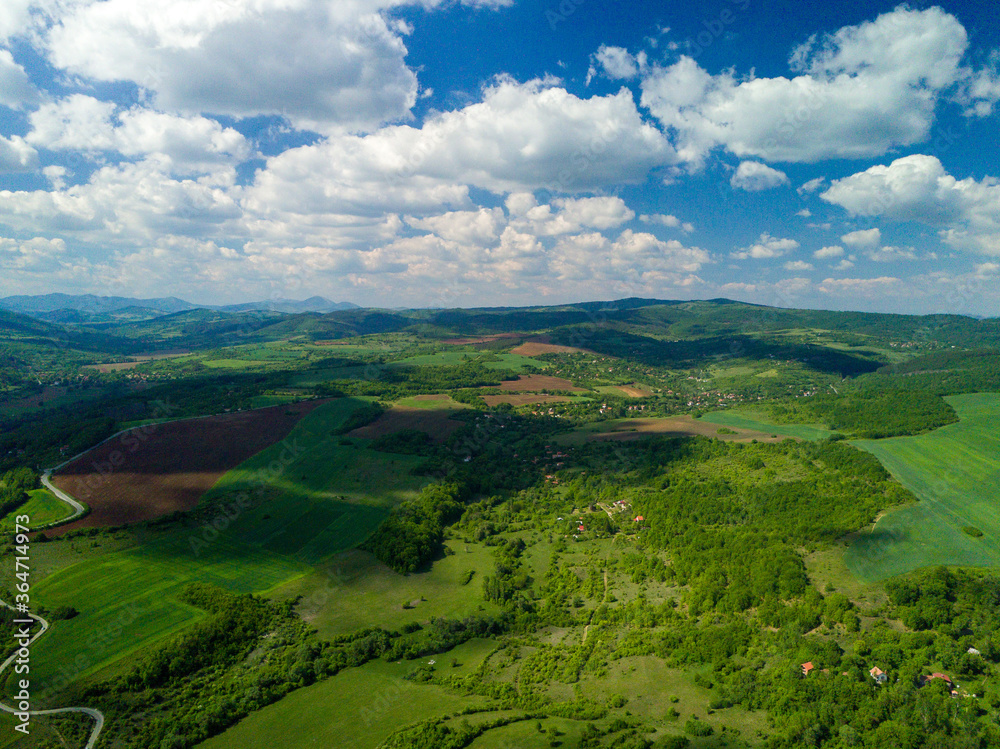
[
  {"xmin": 0, "ymin": 600, "xmax": 104, "ymax": 747},
  {"xmin": 39, "ymin": 471, "xmax": 88, "ymax": 527}
]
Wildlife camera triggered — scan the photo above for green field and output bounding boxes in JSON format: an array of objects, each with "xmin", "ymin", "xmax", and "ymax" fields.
[
  {"xmin": 197, "ymin": 657, "xmax": 489, "ymax": 749},
  {"xmin": 0, "ymin": 488, "xmax": 75, "ymax": 530},
  {"xmin": 26, "ymin": 533, "xmax": 307, "ymax": 696},
  {"xmin": 394, "ymin": 394, "xmax": 472, "ymax": 410},
  {"xmin": 391, "ymin": 351, "xmax": 544, "ymax": 371},
  {"xmin": 698, "ymin": 409, "xmax": 835, "ymax": 440},
  {"xmin": 269, "ymin": 539, "xmax": 500, "ymax": 639},
  {"xmin": 200, "ymin": 398, "xmax": 428, "ymax": 564},
  {"xmin": 845, "ymin": 393, "xmax": 1000, "ymax": 582}
]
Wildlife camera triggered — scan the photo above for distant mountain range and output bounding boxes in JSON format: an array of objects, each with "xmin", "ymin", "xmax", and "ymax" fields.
[{"xmin": 0, "ymin": 293, "xmax": 359, "ymax": 322}]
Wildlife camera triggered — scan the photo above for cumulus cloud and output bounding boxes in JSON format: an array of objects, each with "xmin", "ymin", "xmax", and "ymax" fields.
[
  {"xmin": 0, "ymin": 158, "xmax": 242, "ymax": 241},
  {"xmin": 0, "ymin": 49, "xmax": 38, "ymax": 109},
  {"xmin": 798, "ymin": 177, "xmax": 827, "ymax": 194},
  {"xmin": 867, "ymin": 245, "xmax": 917, "ymax": 262},
  {"xmin": 841, "ymin": 228, "xmax": 881, "ymax": 249},
  {"xmin": 821, "ymin": 154, "xmax": 1000, "ymax": 255},
  {"xmin": 640, "ymin": 7, "xmax": 969, "ymax": 164},
  {"xmin": 784, "ymin": 260, "xmax": 813, "ymax": 271},
  {"xmin": 43, "ymin": 0, "xmax": 422, "ymax": 133},
  {"xmin": 959, "ymin": 53, "xmax": 1000, "ymax": 117},
  {"xmin": 0, "ymin": 135, "xmax": 38, "ymax": 173},
  {"xmin": 814, "ymin": 245, "xmax": 844, "ymax": 259},
  {"xmin": 730, "ymin": 161, "xmax": 789, "ymax": 191},
  {"xmin": 552, "ymin": 229, "xmax": 708, "ymax": 284},
  {"xmin": 818, "ymin": 276, "xmax": 900, "ymax": 295},
  {"xmin": 0, "ymin": 236, "xmax": 66, "ymax": 271},
  {"xmin": 27, "ymin": 95, "xmax": 252, "ymax": 173},
  {"xmin": 244, "ymin": 77, "xmax": 676, "ymax": 229},
  {"xmin": 590, "ymin": 46, "xmax": 646, "ymax": 82},
  {"xmin": 407, "ymin": 207, "xmax": 505, "ymax": 245},
  {"xmin": 732, "ymin": 232, "xmax": 799, "ymax": 259},
  {"xmin": 0, "ymin": 0, "xmax": 34, "ymax": 42},
  {"xmin": 639, "ymin": 214, "xmax": 694, "ymax": 232}
]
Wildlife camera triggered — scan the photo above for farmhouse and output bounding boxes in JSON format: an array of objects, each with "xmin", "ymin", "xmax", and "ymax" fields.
[
  {"xmin": 869, "ymin": 667, "xmax": 888, "ymax": 684},
  {"xmin": 801, "ymin": 662, "xmax": 814, "ymax": 676}
]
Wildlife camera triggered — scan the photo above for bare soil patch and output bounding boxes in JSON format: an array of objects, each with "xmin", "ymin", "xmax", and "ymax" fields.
[
  {"xmin": 440, "ymin": 333, "xmax": 523, "ymax": 345},
  {"xmin": 348, "ymin": 405, "xmax": 465, "ymax": 442},
  {"xmin": 496, "ymin": 374, "xmax": 587, "ymax": 392},
  {"xmin": 83, "ymin": 350, "xmax": 191, "ymax": 373},
  {"xmin": 587, "ymin": 415, "xmax": 790, "ymax": 443},
  {"xmin": 610, "ymin": 384, "xmax": 654, "ymax": 398},
  {"xmin": 482, "ymin": 394, "xmax": 575, "ymax": 407},
  {"xmin": 48, "ymin": 400, "xmax": 324, "ymax": 536},
  {"xmin": 510, "ymin": 341, "xmax": 589, "ymax": 356}
]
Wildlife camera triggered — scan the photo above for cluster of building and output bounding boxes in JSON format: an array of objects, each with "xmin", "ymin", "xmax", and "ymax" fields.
[{"xmin": 800, "ymin": 662, "xmax": 976, "ymax": 697}]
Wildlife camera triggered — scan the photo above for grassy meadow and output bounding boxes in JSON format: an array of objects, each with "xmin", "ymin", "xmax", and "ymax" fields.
[
  {"xmin": 845, "ymin": 393, "xmax": 1000, "ymax": 581},
  {"xmin": 697, "ymin": 409, "xmax": 835, "ymax": 440},
  {"xmin": 0, "ymin": 488, "xmax": 75, "ymax": 530},
  {"xmin": 197, "ymin": 657, "xmax": 490, "ymax": 749}
]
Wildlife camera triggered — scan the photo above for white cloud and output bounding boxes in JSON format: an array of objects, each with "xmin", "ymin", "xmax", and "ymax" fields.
[
  {"xmin": 639, "ymin": 213, "xmax": 694, "ymax": 232},
  {"xmin": 867, "ymin": 245, "xmax": 917, "ymax": 262},
  {"xmin": 0, "ymin": 235, "xmax": 66, "ymax": 271},
  {"xmin": 796, "ymin": 209, "xmax": 812, "ymax": 217},
  {"xmin": 821, "ymin": 154, "xmax": 1000, "ymax": 255},
  {"xmin": 552, "ymin": 229, "xmax": 708, "ymax": 284},
  {"xmin": 44, "ymin": 1, "xmax": 420, "ymax": 133},
  {"xmin": 407, "ymin": 207, "xmax": 505, "ymax": 245},
  {"xmin": 818, "ymin": 276, "xmax": 900, "ymax": 295},
  {"xmin": 840, "ymin": 228, "xmax": 881, "ymax": 249},
  {"xmin": 593, "ymin": 46, "xmax": 646, "ymax": 80},
  {"xmin": 0, "ymin": 49, "xmax": 38, "ymax": 109},
  {"xmin": 730, "ymin": 161, "xmax": 789, "ymax": 191},
  {"xmin": 27, "ymin": 94, "xmax": 117, "ymax": 151},
  {"xmin": 640, "ymin": 7, "xmax": 969, "ymax": 164},
  {"xmin": 732, "ymin": 232, "xmax": 799, "ymax": 259},
  {"xmin": 0, "ymin": 135, "xmax": 38, "ymax": 173},
  {"xmin": 798, "ymin": 177, "xmax": 827, "ymax": 194},
  {"xmin": 0, "ymin": 158, "xmax": 242, "ymax": 241},
  {"xmin": 0, "ymin": 0, "xmax": 34, "ymax": 42},
  {"xmin": 814, "ymin": 245, "xmax": 844, "ymax": 259},
  {"xmin": 834, "ymin": 258, "xmax": 855, "ymax": 271},
  {"xmin": 244, "ymin": 77, "xmax": 676, "ymax": 228},
  {"xmin": 784, "ymin": 260, "xmax": 813, "ymax": 271},
  {"xmin": 27, "ymin": 95, "xmax": 252, "ymax": 173},
  {"xmin": 959, "ymin": 53, "xmax": 1000, "ymax": 117}
]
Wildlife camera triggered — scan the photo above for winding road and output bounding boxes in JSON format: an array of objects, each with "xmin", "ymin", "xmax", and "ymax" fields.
[
  {"xmin": 0, "ymin": 473, "xmax": 105, "ymax": 747},
  {"xmin": 39, "ymin": 471, "xmax": 88, "ymax": 528}
]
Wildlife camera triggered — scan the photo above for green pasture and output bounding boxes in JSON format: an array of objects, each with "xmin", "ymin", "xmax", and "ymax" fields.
[
  {"xmin": 200, "ymin": 398, "xmax": 428, "ymax": 564},
  {"xmin": 269, "ymin": 540, "xmax": 500, "ymax": 638},
  {"xmin": 845, "ymin": 393, "xmax": 1000, "ymax": 582},
  {"xmin": 0, "ymin": 489, "xmax": 75, "ymax": 531},
  {"xmin": 698, "ymin": 409, "xmax": 835, "ymax": 441},
  {"xmin": 393, "ymin": 394, "xmax": 471, "ymax": 410},
  {"xmin": 24, "ymin": 533, "xmax": 307, "ymax": 699},
  {"xmin": 248, "ymin": 393, "xmax": 304, "ymax": 408},
  {"xmin": 391, "ymin": 351, "xmax": 544, "ymax": 371},
  {"xmin": 197, "ymin": 657, "xmax": 489, "ymax": 749}
]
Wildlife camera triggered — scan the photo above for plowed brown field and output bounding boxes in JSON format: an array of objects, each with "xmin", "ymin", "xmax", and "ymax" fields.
[
  {"xmin": 48, "ymin": 400, "xmax": 324, "ymax": 536},
  {"xmin": 496, "ymin": 375, "xmax": 587, "ymax": 392}
]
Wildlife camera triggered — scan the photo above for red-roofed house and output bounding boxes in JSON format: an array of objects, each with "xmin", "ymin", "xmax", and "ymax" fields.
[
  {"xmin": 801, "ymin": 662, "xmax": 814, "ymax": 676},
  {"xmin": 869, "ymin": 667, "xmax": 888, "ymax": 684},
  {"xmin": 921, "ymin": 672, "xmax": 954, "ymax": 687}
]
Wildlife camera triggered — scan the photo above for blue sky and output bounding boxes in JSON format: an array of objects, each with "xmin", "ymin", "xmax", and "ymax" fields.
[{"xmin": 0, "ymin": 1, "xmax": 999, "ymax": 315}]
